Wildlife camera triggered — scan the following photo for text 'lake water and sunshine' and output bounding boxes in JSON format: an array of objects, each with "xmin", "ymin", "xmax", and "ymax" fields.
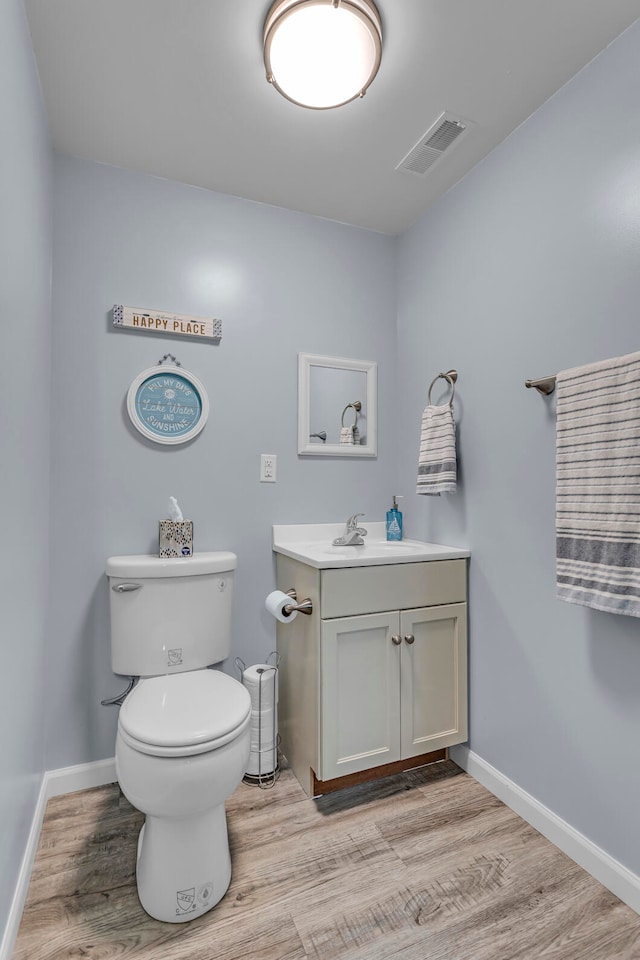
[{"xmin": 136, "ymin": 377, "xmax": 201, "ymax": 434}]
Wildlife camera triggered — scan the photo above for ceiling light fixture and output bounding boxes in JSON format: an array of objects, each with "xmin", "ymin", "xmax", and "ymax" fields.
[{"xmin": 263, "ymin": 0, "xmax": 383, "ymax": 110}]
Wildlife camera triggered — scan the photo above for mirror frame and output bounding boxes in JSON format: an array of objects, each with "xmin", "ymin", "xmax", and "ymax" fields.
[{"xmin": 298, "ymin": 353, "xmax": 377, "ymax": 457}]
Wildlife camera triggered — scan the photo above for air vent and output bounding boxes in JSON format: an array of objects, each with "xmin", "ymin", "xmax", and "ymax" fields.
[{"xmin": 397, "ymin": 112, "xmax": 471, "ymax": 177}]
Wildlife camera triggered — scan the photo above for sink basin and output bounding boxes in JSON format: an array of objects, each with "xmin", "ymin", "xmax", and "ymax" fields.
[{"xmin": 272, "ymin": 522, "xmax": 470, "ymax": 569}]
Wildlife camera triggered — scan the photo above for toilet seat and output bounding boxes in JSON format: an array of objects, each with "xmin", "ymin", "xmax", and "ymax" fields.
[{"xmin": 118, "ymin": 670, "xmax": 251, "ymax": 758}]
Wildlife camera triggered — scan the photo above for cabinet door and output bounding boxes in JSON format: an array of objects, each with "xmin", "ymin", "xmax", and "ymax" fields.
[
  {"xmin": 321, "ymin": 612, "xmax": 401, "ymax": 780},
  {"xmin": 400, "ymin": 603, "xmax": 467, "ymax": 758}
]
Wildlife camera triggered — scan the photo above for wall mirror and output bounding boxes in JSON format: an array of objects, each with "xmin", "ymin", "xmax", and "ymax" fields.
[{"xmin": 298, "ymin": 353, "xmax": 377, "ymax": 457}]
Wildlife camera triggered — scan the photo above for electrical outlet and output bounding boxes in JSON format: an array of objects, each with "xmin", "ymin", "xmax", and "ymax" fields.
[{"xmin": 260, "ymin": 453, "xmax": 277, "ymax": 483}]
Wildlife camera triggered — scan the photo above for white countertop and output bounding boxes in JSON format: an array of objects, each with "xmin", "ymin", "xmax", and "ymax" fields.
[{"xmin": 272, "ymin": 522, "xmax": 470, "ymax": 569}]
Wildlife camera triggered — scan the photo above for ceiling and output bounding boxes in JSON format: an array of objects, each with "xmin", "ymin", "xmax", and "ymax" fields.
[{"xmin": 24, "ymin": 0, "xmax": 640, "ymax": 235}]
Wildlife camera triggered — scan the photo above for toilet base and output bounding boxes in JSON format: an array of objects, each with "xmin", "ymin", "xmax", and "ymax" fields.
[{"xmin": 136, "ymin": 804, "xmax": 231, "ymax": 923}]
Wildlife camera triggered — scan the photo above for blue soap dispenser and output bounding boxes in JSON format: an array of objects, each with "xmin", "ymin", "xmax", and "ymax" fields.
[{"xmin": 386, "ymin": 495, "xmax": 404, "ymax": 541}]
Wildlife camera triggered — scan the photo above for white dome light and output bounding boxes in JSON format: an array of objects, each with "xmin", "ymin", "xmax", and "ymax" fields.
[{"xmin": 264, "ymin": 0, "xmax": 383, "ymax": 110}]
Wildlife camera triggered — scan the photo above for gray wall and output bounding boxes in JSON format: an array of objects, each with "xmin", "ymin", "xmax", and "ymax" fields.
[
  {"xmin": 47, "ymin": 155, "xmax": 397, "ymax": 769},
  {"xmin": 0, "ymin": 0, "xmax": 52, "ymax": 945},
  {"xmin": 396, "ymin": 20, "xmax": 640, "ymax": 875}
]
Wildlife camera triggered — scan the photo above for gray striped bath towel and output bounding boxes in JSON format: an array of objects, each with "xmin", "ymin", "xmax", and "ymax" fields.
[
  {"xmin": 556, "ymin": 350, "xmax": 640, "ymax": 618},
  {"xmin": 416, "ymin": 403, "xmax": 457, "ymax": 495}
]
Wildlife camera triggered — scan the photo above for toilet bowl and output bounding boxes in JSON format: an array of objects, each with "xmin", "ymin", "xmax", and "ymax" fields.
[
  {"xmin": 115, "ymin": 670, "xmax": 251, "ymax": 922},
  {"xmin": 106, "ymin": 551, "xmax": 249, "ymax": 923}
]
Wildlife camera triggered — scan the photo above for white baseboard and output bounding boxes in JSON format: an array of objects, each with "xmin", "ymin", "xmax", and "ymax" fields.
[
  {"xmin": 0, "ymin": 777, "xmax": 48, "ymax": 960},
  {"xmin": 45, "ymin": 757, "xmax": 116, "ymax": 798},
  {"xmin": 0, "ymin": 758, "xmax": 117, "ymax": 960},
  {"xmin": 451, "ymin": 745, "xmax": 640, "ymax": 915}
]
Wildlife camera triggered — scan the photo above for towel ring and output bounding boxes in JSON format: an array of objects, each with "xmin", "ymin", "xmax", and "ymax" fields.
[
  {"xmin": 427, "ymin": 370, "xmax": 457, "ymax": 407},
  {"xmin": 341, "ymin": 400, "xmax": 362, "ymax": 428}
]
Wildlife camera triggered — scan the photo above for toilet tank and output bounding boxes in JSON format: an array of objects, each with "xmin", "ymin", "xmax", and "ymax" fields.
[{"xmin": 106, "ymin": 552, "xmax": 237, "ymax": 677}]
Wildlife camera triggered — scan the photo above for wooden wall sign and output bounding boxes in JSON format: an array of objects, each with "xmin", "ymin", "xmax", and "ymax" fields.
[{"xmin": 113, "ymin": 305, "xmax": 222, "ymax": 342}]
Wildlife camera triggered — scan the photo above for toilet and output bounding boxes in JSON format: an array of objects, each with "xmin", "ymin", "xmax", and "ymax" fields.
[{"xmin": 106, "ymin": 551, "xmax": 251, "ymax": 923}]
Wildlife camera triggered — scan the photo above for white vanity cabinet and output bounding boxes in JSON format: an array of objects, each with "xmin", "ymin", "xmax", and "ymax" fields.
[{"xmin": 274, "ymin": 550, "xmax": 468, "ymax": 797}]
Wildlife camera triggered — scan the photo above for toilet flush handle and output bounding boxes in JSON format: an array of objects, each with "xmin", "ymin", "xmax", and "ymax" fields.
[{"xmin": 112, "ymin": 582, "xmax": 142, "ymax": 592}]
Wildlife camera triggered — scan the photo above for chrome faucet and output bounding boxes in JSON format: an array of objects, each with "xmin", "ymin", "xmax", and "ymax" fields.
[{"xmin": 332, "ymin": 514, "xmax": 368, "ymax": 546}]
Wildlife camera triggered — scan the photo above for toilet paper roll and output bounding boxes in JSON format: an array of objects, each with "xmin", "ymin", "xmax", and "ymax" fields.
[
  {"xmin": 250, "ymin": 701, "xmax": 275, "ymax": 713},
  {"xmin": 250, "ymin": 721, "xmax": 275, "ymax": 739},
  {"xmin": 265, "ymin": 590, "xmax": 297, "ymax": 623},
  {"xmin": 250, "ymin": 738, "xmax": 276, "ymax": 755},
  {"xmin": 246, "ymin": 748, "xmax": 277, "ymax": 777},
  {"xmin": 247, "ymin": 755, "xmax": 275, "ymax": 776},
  {"xmin": 243, "ymin": 664, "xmax": 278, "ymax": 713},
  {"xmin": 243, "ymin": 663, "xmax": 274, "ymax": 685},
  {"xmin": 250, "ymin": 702, "xmax": 275, "ymax": 718},
  {"xmin": 250, "ymin": 717, "xmax": 275, "ymax": 741},
  {"xmin": 249, "ymin": 708, "xmax": 276, "ymax": 739}
]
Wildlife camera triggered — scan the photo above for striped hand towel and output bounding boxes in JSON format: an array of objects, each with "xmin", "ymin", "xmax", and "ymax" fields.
[
  {"xmin": 556, "ymin": 350, "xmax": 640, "ymax": 618},
  {"xmin": 416, "ymin": 403, "xmax": 457, "ymax": 495}
]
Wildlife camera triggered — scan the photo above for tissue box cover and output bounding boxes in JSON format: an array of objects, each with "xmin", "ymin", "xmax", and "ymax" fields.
[{"xmin": 159, "ymin": 520, "xmax": 193, "ymax": 557}]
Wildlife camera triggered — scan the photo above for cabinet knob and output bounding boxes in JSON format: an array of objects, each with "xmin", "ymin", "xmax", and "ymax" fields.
[
  {"xmin": 391, "ymin": 634, "xmax": 402, "ymax": 645},
  {"xmin": 404, "ymin": 634, "xmax": 415, "ymax": 645}
]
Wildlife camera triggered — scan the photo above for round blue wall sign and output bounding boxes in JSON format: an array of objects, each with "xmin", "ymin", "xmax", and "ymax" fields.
[{"xmin": 127, "ymin": 365, "xmax": 209, "ymax": 444}]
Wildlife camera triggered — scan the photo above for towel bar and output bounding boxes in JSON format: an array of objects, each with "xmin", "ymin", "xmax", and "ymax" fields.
[{"xmin": 525, "ymin": 375, "xmax": 556, "ymax": 396}]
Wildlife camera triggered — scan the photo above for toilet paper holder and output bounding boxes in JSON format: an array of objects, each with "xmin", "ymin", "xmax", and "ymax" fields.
[
  {"xmin": 284, "ymin": 588, "xmax": 313, "ymax": 616},
  {"xmin": 235, "ymin": 652, "xmax": 281, "ymax": 789}
]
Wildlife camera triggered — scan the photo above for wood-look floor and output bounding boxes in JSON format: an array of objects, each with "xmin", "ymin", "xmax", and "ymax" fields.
[{"xmin": 12, "ymin": 760, "xmax": 640, "ymax": 960}]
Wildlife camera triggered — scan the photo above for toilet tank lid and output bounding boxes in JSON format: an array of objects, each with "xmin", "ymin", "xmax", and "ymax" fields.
[{"xmin": 106, "ymin": 551, "xmax": 237, "ymax": 578}]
